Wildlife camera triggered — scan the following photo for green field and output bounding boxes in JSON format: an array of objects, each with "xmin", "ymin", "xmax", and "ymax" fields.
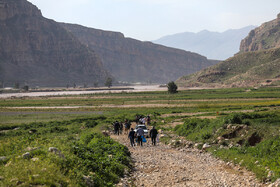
[{"xmin": 0, "ymin": 87, "xmax": 280, "ymax": 185}]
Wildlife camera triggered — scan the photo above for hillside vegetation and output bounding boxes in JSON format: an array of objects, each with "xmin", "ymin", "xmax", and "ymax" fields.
[
  {"xmin": 177, "ymin": 13, "xmax": 280, "ymax": 88},
  {"xmin": 177, "ymin": 47, "xmax": 280, "ymax": 87}
]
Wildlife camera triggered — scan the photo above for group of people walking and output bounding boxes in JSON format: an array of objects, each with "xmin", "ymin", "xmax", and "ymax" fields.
[
  {"xmin": 128, "ymin": 126, "xmax": 158, "ymax": 147},
  {"xmin": 112, "ymin": 116, "xmax": 159, "ymax": 147},
  {"xmin": 113, "ymin": 120, "xmax": 131, "ymax": 135}
]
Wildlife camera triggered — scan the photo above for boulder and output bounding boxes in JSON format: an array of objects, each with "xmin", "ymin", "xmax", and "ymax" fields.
[{"xmin": 22, "ymin": 152, "xmax": 31, "ymax": 159}]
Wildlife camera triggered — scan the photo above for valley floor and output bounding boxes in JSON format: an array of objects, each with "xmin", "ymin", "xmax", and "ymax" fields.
[{"xmin": 112, "ymin": 131, "xmax": 265, "ymax": 187}]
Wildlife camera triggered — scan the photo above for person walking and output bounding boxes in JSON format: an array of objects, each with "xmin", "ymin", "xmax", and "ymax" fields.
[
  {"xmin": 128, "ymin": 128, "xmax": 136, "ymax": 147},
  {"xmin": 114, "ymin": 121, "xmax": 120, "ymax": 135},
  {"xmin": 149, "ymin": 126, "xmax": 158, "ymax": 146},
  {"xmin": 136, "ymin": 127, "xmax": 144, "ymax": 146}
]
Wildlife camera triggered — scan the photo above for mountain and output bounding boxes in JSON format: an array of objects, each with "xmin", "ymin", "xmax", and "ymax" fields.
[
  {"xmin": 176, "ymin": 14, "xmax": 280, "ymax": 88},
  {"xmin": 153, "ymin": 26, "xmax": 255, "ymax": 60},
  {"xmin": 61, "ymin": 23, "xmax": 219, "ymax": 84},
  {"xmin": 0, "ymin": 0, "xmax": 109, "ymax": 87},
  {"xmin": 240, "ymin": 14, "xmax": 280, "ymax": 52}
]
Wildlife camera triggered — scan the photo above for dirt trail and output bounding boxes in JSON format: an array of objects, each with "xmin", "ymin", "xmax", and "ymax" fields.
[{"xmin": 111, "ymin": 133, "xmax": 265, "ymax": 187}]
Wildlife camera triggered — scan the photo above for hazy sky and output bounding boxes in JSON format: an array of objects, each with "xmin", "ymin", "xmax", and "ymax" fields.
[{"xmin": 28, "ymin": 0, "xmax": 280, "ymax": 41}]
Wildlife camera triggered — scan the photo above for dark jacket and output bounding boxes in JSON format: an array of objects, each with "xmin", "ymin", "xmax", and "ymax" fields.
[
  {"xmin": 149, "ymin": 128, "xmax": 158, "ymax": 138},
  {"xmin": 128, "ymin": 130, "xmax": 135, "ymax": 139}
]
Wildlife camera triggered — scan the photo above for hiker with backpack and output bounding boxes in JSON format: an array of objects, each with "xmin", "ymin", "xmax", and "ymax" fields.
[
  {"xmin": 136, "ymin": 127, "xmax": 144, "ymax": 146},
  {"xmin": 124, "ymin": 121, "xmax": 131, "ymax": 134}
]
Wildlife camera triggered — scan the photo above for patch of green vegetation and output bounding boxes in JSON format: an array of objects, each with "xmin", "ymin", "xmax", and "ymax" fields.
[
  {"xmin": 174, "ymin": 111, "xmax": 280, "ymax": 181},
  {"xmin": 0, "ymin": 117, "xmax": 131, "ymax": 186}
]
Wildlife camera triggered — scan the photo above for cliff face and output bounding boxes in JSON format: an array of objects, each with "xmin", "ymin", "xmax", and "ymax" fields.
[
  {"xmin": 177, "ymin": 14, "xmax": 280, "ymax": 88},
  {"xmin": 240, "ymin": 14, "xmax": 280, "ymax": 52},
  {"xmin": 61, "ymin": 23, "xmax": 218, "ymax": 83},
  {"xmin": 0, "ymin": 0, "xmax": 109, "ymax": 87}
]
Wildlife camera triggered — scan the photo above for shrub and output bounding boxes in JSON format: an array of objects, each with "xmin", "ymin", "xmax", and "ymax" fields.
[{"xmin": 167, "ymin": 81, "xmax": 178, "ymax": 94}]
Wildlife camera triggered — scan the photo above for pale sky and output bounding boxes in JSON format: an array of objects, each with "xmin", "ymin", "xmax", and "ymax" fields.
[{"xmin": 28, "ymin": 0, "xmax": 280, "ymax": 41}]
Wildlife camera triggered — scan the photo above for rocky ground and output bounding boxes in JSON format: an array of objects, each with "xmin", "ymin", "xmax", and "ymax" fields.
[{"xmin": 111, "ymin": 133, "xmax": 266, "ymax": 187}]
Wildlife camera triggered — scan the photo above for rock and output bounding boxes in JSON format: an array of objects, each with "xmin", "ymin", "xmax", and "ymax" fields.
[
  {"xmin": 202, "ymin": 143, "xmax": 211, "ymax": 150},
  {"xmin": 269, "ymin": 178, "xmax": 280, "ymax": 187},
  {"xmin": 268, "ymin": 171, "xmax": 274, "ymax": 179},
  {"xmin": 102, "ymin": 130, "xmax": 109, "ymax": 137},
  {"xmin": 0, "ymin": 156, "xmax": 7, "ymax": 162},
  {"xmin": 255, "ymin": 161, "xmax": 259, "ymax": 164},
  {"xmin": 0, "ymin": 176, "xmax": 4, "ymax": 180},
  {"xmin": 25, "ymin": 147, "xmax": 39, "ymax": 152},
  {"xmin": 31, "ymin": 157, "xmax": 39, "ymax": 162},
  {"xmin": 48, "ymin": 147, "xmax": 60, "ymax": 154},
  {"xmin": 22, "ymin": 152, "xmax": 31, "ymax": 159},
  {"xmin": 49, "ymin": 147, "xmax": 65, "ymax": 158},
  {"xmin": 83, "ymin": 175, "xmax": 94, "ymax": 186},
  {"xmin": 194, "ymin": 143, "xmax": 202, "ymax": 149},
  {"xmin": 5, "ymin": 161, "xmax": 12, "ymax": 167}
]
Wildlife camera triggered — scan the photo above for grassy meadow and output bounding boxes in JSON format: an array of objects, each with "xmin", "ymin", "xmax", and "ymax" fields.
[{"xmin": 0, "ymin": 87, "xmax": 280, "ymax": 185}]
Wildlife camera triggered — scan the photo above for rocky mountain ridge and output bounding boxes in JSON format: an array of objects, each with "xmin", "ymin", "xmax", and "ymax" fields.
[
  {"xmin": 61, "ymin": 23, "xmax": 218, "ymax": 84},
  {"xmin": 153, "ymin": 26, "xmax": 255, "ymax": 60},
  {"xmin": 0, "ymin": 0, "xmax": 109, "ymax": 87},
  {"xmin": 240, "ymin": 14, "xmax": 280, "ymax": 52},
  {"xmin": 176, "ymin": 14, "xmax": 280, "ymax": 88}
]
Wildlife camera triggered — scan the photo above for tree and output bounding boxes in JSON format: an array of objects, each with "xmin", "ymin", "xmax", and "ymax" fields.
[
  {"xmin": 22, "ymin": 85, "xmax": 29, "ymax": 92},
  {"xmin": 105, "ymin": 77, "xmax": 113, "ymax": 88},
  {"xmin": 167, "ymin": 81, "xmax": 178, "ymax": 94}
]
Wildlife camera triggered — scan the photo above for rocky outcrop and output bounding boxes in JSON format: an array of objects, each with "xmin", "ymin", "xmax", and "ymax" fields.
[
  {"xmin": 177, "ymin": 14, "xmax": 280, "ymax": 88},
  {"xmin": 61, "ymin": 23, "xmax": 218, "ymax": 84},
  {"xmin": 0, "ymin": 0, "xmax": 109, "ymax": 87},
  {"xmin": 240, "ymin": 13, "xmax": 280, "ymax": 52}
]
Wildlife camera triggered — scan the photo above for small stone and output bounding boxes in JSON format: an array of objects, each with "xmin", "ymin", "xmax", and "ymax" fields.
[
  {"xmin": 48, "ymin": 147, "xmax": 60, "ymax": 153},
  {"xmin": 202, "ymin": 143, "xmax": 211, "ymax": 150},
  {"xmin": 255, "ymin": 161, "xmax": 259, "ymax": 164},
  {"xmin": 25, "ymin": 147, "xmax": 38, "ymax": 152},
  {"xmin": 5, "ymin": 161, "xmax": 12, "ymax": 167},
  {"xmin": 0, "ymin": 176, "xmax": 4, "ymax": 180},
  {"xmin": 22, "ymin": 152, "xmax": 31, "ymax": 159},
  {"xmin": 268, "ymin": 171, "xmax": 274, "ymax": 178},
  {"xmin": 31, "ymin": 157, "xmax": 39, "ymax": 162},
  {"xmin": 0, "ymin": 156, "xmax": 7, "ymax": 162}
]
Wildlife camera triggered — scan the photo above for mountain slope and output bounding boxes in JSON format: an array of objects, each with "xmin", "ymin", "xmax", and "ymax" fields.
[
  {"xmin": 240, "ymin": 14, "xmax": 280, "ymax": 52},
  {"xmin": 153, "ymin": 26, "xmax": 255, "ymax": 60},
  {"xmin": 0, "ymin": 0, "xmax": 109, "ymax": 87},
  {"xmin": 61, "ymin": 23, "xmax": 218, "ymax": 84},
  {"xmin": 176, "ymin": 47, "xmax": 280, "ymax": 87},
  {"xmin": 176, "ymin": 14, "xmax": 280, "ymax": 88}
]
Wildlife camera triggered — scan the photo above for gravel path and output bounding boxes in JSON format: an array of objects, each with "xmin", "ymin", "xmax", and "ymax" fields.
[{"xmin": 111, "ymin": 134, "xmax": 265, "ymax": 187}]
